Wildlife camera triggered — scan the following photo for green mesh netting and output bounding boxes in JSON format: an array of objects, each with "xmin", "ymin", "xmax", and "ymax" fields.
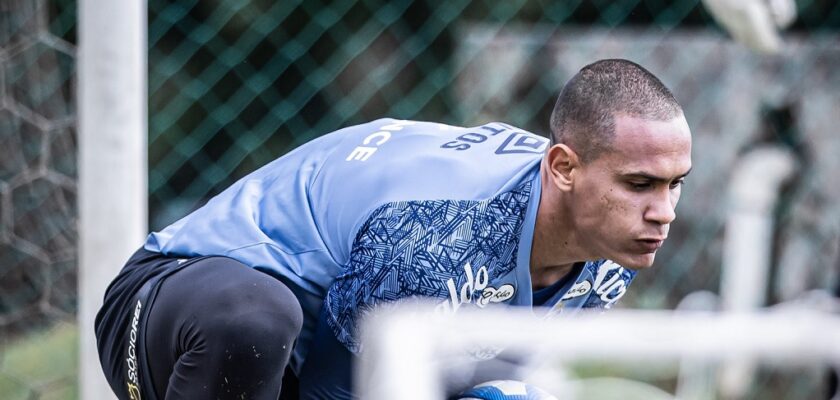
[{"xmin": 2, "ymin": 0, "xmax": 840, "ymax": 398}]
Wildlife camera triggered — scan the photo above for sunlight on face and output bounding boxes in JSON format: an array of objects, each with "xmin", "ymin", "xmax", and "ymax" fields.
[{"xmin": 572, "ymin": 113, "xmax": 692, "ymax": 269}]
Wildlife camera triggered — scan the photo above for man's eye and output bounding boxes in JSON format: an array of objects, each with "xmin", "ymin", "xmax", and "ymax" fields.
[
  {"xmin": 629, "ymin": 182, "xmax": 652, "ymax": 190},
  {"xmin": 669, "ymin": 179, "xmax": 685, "ymax": 189}
]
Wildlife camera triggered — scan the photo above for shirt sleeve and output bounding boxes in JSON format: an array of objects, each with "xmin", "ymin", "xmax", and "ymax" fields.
[
  {"xmin": 321, "ymin": 199, "xmax": 452, "ymax": 353},
  {"xmin": 322, "ymin": 180, "xmax": 535, "ymax": 353}
]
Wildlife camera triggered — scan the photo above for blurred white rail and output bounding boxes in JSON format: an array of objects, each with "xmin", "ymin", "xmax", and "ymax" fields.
[{"xmin": 359, "ymin": 307, "xmax": 840, "ymax": 400}]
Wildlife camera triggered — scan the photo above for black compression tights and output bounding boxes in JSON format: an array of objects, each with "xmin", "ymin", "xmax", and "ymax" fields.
[{"xmin": 145, "ymin": 257, "xmax": 303, "ymax": 399}]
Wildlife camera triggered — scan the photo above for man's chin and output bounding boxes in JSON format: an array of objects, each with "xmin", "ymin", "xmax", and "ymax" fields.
[{"xmin": 615, "ymin": 252, "xmax": 657, "ymax": 270}]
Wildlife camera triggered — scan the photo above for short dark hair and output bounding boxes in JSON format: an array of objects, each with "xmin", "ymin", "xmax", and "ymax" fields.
[{"xmin": 549, "ymin": 59, "xmax": 683, "ymax": 162}]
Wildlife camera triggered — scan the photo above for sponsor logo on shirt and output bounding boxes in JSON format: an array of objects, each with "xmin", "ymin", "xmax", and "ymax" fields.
[
  {"xmin": 435, "ymin": 262, "xmax": 516, "ymax": 314},
  {"xmin": 125, "ymin": 299, "xmax": 143, "ymax": 400},
  {"xmin": 547, "ymin": 261, "xmax": 630, "ymax": 317},
  {"xmin": 477, "ymin": 283, "xmax": 515, "ymax": 307},
  {"xmin": 593, "ymin": 261, "xmax": 628, "ymax": 306},
  {"xmin": 561, "ymin": 280, "xmax": 592, "ymax": 300}
]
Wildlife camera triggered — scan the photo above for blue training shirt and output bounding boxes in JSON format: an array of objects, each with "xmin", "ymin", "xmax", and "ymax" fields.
[{"xmin": 144, "ymin": 118, "xmax": 636, "ymax": 375}]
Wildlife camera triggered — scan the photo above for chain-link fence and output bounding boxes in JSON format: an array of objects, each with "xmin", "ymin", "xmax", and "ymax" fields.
[
  {"xmin": 146, "ymin": 0, "xmax": 840, "ymax": 309},
  {"xmin": 3, "ymin": 0, "xmax": 840, "ymax": 398}
]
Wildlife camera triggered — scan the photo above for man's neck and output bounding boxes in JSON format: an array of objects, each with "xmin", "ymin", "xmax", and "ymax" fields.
[
  {"xmin": 530, "ymin": 263, "xmax": 576, "ymax": 290},
  {"xmin": 529, "ymin": 160, "xmax": 591, "ymax": 289}
]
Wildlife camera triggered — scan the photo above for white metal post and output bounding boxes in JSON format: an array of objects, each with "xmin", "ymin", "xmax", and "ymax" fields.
[
  {"xmin": 719, "ymin": 146, "xmax": 796, "ymax": 398},
  {"xmin": 78, "ymin": 0, "xmax": 147, "ymax": 399}
]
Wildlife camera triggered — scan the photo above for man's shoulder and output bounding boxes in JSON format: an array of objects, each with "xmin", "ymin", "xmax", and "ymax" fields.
[
  {"xmin": 307, "ymin": 118, "xmax": 544, "ymax": 234},
  {"xmin": 325, "ymin": 117, "xmax": 548, "ymax": 162},
  {"xmin": 314, "ymin": 118, "xmax": 547, "ymax": 198}
]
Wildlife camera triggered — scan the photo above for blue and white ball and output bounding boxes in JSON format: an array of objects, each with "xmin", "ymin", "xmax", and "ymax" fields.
[{"xmin": 454, "ymin": 380, "xmax": 558, "ymax": 400}]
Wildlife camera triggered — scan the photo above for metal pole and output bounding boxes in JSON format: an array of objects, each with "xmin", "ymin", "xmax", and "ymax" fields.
[
  {"xmin": 719, "ymin": 146, "xmax": 796, "ymax": 398},
  {"xmin": 78, "ymin": 0, "xmax": 147, "ymax": 398}
]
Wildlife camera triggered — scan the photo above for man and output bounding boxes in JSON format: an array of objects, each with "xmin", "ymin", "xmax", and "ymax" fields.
[{"xmin": 95, "ymin": 58, "xmax": 692, "ymax": 399}]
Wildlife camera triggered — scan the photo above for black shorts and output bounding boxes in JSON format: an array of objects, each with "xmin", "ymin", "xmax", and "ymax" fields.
[
  {"xmin": 95, "ymin": 248, "xmax": 210, "ymax": 400},
  {"xmin": 96, "ymin": 248, "xmax": 304, "ymax": 400}
]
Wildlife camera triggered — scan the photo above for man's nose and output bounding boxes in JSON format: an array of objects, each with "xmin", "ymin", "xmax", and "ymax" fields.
[{"xmin": 644, "ymin": 192, "xmax": 676, "ymax": 225}]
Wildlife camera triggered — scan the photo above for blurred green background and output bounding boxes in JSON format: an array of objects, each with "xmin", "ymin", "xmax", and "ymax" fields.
[{"xmin": 2, "ymin": 0, "xmax": 840, "ymax": 398}]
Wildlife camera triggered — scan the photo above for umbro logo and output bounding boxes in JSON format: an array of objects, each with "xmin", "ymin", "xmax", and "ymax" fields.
[{"xmin": 495, "ymin": 132, "xmax": 548, "ymax": 155}]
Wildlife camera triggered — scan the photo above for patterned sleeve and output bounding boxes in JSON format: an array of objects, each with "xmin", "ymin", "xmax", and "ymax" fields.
[
  {"xmin": 322, "ymin": 199, "xmax": 457, "ymax": 353},
  {"xmin": 323, "ymin": 194, "xmax": 530, "ymax": 351},
  {"xmin": 323, "ymin": 179, "xmax": 532, "ymax": 353}
]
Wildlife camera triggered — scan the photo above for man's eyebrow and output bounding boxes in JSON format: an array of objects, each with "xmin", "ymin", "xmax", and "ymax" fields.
[{"xmin": 621, "ymin": 167, "xmax": 692, "ymax": 182}]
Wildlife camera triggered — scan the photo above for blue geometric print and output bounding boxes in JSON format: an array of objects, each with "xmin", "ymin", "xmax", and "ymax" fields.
[
  {"xmin": 325, "ymin": 180, "xmax": 532, "ymax": 352},
  {"xmin": 582, "ymin": 261, "xmax": 637, "ymax": 309}
]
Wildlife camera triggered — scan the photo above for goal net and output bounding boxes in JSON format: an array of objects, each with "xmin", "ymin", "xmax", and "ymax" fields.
[{"xmin": 358, "ymin": 303, "xmax": 840, "ymax": 400}]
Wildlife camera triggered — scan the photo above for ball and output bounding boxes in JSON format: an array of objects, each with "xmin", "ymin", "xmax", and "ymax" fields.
[{"xmin": 454, "ymin": 380, "xmax": 559, "ymax": 400}]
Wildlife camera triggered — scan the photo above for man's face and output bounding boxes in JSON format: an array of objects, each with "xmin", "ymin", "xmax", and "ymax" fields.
[{"xmin": 570, "ymin": 113, "xmax": 692, "ymax": 269}]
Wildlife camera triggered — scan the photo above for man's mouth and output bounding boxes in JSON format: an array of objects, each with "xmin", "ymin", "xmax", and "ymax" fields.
[{"xmin": 635, "ymin": 238, "xmax": 665, "ymax": 253}]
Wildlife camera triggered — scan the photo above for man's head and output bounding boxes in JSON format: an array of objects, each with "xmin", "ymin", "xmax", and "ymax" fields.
[
  {"xmin": 549, "ymin": 59, "xmax": 683, "ymax": 160},
  {"xmin": 544, "ymin": 59, "xmax": 692, "ymax": 269}
]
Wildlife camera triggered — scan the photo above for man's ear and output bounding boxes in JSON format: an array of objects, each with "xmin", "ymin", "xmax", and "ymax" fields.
[{"xmin": 545, "ymin": 143, "xmax": 580, "ymax": 192}]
